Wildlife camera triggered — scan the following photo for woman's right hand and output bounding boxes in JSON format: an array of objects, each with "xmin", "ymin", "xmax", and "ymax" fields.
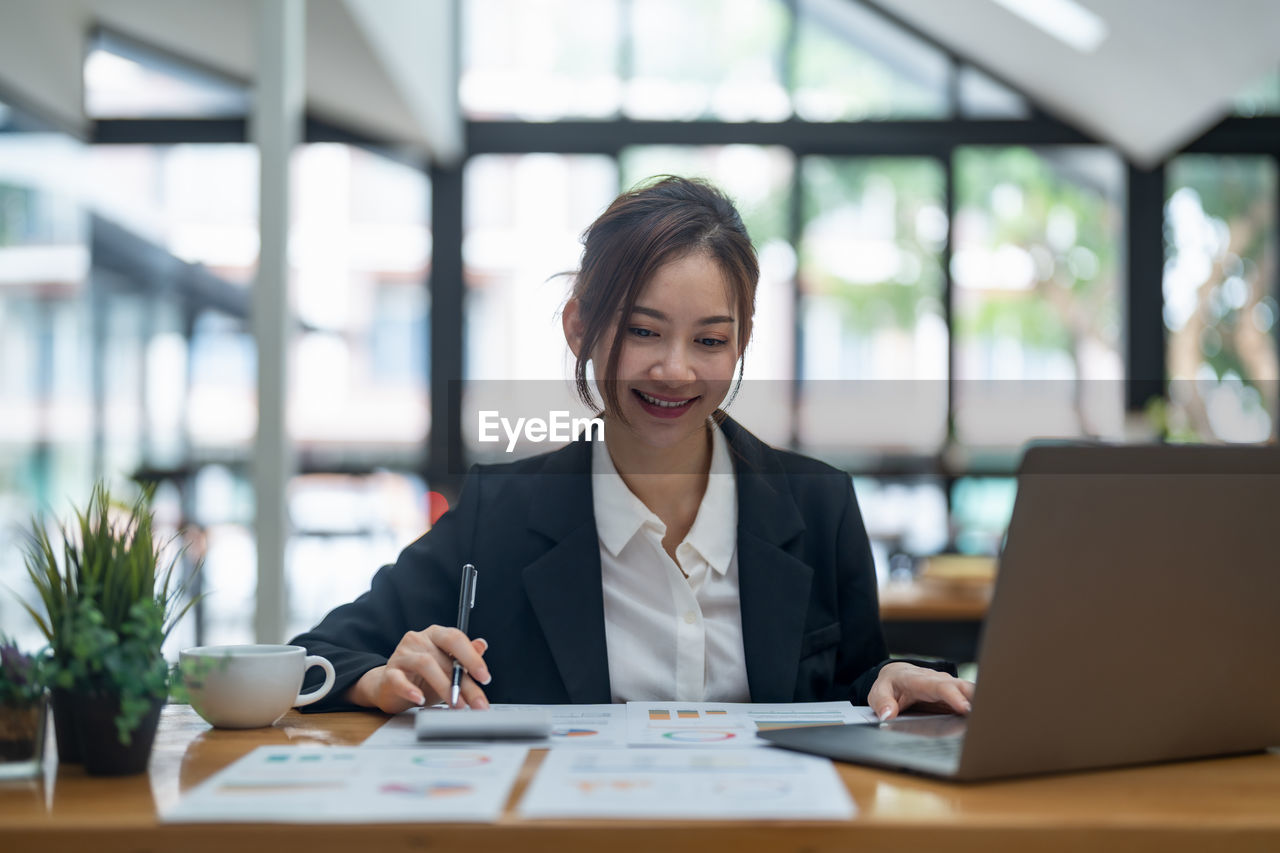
[{"xmin": 347, "ymin": 626, "xmax": 491, "ymax": 713}]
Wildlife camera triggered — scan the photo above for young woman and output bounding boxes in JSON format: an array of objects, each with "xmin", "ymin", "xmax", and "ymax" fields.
[{"xmin": 291, "ymin": 176, "xmax": 973, "ymax": 721}]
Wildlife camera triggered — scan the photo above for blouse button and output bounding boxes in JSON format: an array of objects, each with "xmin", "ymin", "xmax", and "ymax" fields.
[{"xmin": 683, "ymin": 611, "xmax": 697, "ymax": 625}]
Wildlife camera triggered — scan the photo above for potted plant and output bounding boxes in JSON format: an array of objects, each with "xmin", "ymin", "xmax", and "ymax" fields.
[
  {"xmin": 20, "ymin": 482, "xmax": 197, "ymax": 775},
  {"xmin": 0, "ymin": 635, "xmax": 47, "ymax": 778}
]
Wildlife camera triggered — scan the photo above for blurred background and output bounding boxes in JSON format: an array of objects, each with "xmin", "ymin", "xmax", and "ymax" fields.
[{"xmin": 0, "ymin": 0, "xmax": 1276, "ymax": 660}]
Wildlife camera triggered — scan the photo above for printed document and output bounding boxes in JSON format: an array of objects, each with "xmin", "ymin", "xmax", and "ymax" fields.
[
  {"xmin": 519, "ymin": 747, "xmax": 856, "ymax": 820},
  {"xmin": 164, "ymin": 745, "xmax": 527, "ymax": 823},
  {"xmin": 363, "ymin": 701, "xmax": 873, "ymax": 749},
  {"xmin": 624, "ymin": 700, "xmax": 876, "ymax": 747}
]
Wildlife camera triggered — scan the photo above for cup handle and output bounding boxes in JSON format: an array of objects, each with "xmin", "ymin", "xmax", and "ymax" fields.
[{"xmin": 294, "ymin": 655, "xmax": 336, "ymax": 708}]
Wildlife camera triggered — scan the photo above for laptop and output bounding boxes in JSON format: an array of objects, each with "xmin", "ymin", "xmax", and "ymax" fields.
[{"xmin": 760, "ymin": 444, "xmax": 1280, "ymax": 781}]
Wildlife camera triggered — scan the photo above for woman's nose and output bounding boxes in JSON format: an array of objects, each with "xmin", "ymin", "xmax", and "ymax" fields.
[{"xmin": 650, "ymin": 341, "xmax": 696, "ymax": 382}]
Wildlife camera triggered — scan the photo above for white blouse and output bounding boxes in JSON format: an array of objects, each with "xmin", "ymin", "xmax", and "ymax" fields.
[{"xmin": 591, "ymin": 421, "xmax": 751, "ymax": 703}]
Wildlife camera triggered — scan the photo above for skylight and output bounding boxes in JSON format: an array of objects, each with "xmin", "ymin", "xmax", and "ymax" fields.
[{"xmin": 990, "ymin": 0, "xmax": 1108, "ymax": 54}]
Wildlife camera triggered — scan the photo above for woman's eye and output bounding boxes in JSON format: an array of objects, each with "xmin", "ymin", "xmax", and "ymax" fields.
[
  {"xmin": 628, "ymin": 327, "xmax": 655, "ymax": 338},
  {"xmin": 698, "ymin": 337, "xmax": 729, "ymax": 347}
]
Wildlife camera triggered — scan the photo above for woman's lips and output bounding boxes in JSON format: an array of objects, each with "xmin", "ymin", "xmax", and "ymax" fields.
[{"xmin": 633, "ymin": 388, "xmax": 699, "ymax": 420}]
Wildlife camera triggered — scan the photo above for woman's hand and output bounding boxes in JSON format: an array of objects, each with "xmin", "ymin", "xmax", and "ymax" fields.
[
  {"xmin": 867, "ymin": 661, "xmax": 974, "ymax": 722},
  {"xmin": 347, "ymin": 627, "xmax": 492, "ymax": 714}
]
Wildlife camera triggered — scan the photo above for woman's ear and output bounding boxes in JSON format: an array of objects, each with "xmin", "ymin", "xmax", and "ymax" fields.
[{"xmin": 562, "ymin": 297, "xmax": 586, "ymax": 358}]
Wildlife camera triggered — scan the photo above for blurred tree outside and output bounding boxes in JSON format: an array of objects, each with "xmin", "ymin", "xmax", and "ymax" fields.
[
  {"xmin": 952, "ymin": 146, "xmax": 1123, "ymax": 441},
  {"xmin": 1165, "ymin": 156, "xmax": 1278, "ymax": 442}
]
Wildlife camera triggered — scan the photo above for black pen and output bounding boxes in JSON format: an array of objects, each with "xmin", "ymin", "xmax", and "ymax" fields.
[{"xmin": 450, "ymin": 563, "xmax": 478, "ymax": 707}]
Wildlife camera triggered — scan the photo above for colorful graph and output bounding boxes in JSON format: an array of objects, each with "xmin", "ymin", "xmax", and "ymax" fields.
[
  {"xmin": 553, "ymin": 728, "xmax": 600, "ymax": 738},
  {"xmin": 574, "ymin": 779, "xmax": 653, "ymax": 795},
  {"xmin": 411, "ymin": 753, "xmax": 493, "ymax": 769},
  {"xmin": 661, "ymin": 730, "xmax": 736, "ymax": 743},
  {"xmin": 380, "ymin": 781, "xmax": 474, "ymax": 798},
  {"xmin": 649, "ymin": 710, "xmax": 671, "ymax": 720}
]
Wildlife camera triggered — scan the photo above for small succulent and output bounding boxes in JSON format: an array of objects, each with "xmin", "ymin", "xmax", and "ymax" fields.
[{"xmin": 0, "ymin": 636, "xmax": 43, "ymax": 708}]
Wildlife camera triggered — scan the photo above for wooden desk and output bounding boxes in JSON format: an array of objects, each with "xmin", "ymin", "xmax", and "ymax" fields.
[{"xmin": 4, "ymin": 705, "xmax": 1279, "ymax": 853}]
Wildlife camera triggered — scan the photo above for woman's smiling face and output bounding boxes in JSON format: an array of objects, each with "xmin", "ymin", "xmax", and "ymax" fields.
[{"xmin": 594, "ymin": 250, "xmax": 741, "ymax": 453}]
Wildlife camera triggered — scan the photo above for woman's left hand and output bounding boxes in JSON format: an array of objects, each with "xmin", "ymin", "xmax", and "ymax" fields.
[{"xmin": 867, "ymin": 661, "xmax": 975, "ymax": 721}]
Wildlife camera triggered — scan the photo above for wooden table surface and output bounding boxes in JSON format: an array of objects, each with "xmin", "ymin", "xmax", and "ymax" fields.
[
  {"xmin": 878, "ymin": 578, "xmax": 993, "ymax": 622},
  {"xmin": 3, "ymin": 705, "xmax": 1279, "ymax": 853}
]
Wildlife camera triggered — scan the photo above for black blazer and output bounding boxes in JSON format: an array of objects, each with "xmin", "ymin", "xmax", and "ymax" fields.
[{"xmin": 293, "ymin": 417, "xmax": 910, "ymax": 709}]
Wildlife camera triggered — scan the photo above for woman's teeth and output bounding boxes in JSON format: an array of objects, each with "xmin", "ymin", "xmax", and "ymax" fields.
[{"xmin": 637, "ymin": 390, "xmax": 693, "ymax": 408}]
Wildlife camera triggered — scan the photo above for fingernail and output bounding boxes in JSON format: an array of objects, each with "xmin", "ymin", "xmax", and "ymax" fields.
[
  {"xmin": 412, "ymin": 691, "xmax": 425, "ymax": 705},
  {"xmin": 878, "ymin": 707, "xmax": 892, "ymax": 722},
  {"xmin": 478, "ymin": 669, "xmax": 492, "ymax": 685},
  {"xmin": 963, "ymin": 701, "xmax": 973, "ymax": 714},
  {"xmin": 476, "ymin": 638, "xmax": 489, "ymax": 651}
]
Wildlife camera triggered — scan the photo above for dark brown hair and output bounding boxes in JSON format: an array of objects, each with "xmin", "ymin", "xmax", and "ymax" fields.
[{"xmin": 569, "ymin": 175, "xmax": 759, "ymax": 419}]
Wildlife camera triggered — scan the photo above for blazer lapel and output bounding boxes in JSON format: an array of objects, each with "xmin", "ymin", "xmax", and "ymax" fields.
[
  {"xmin": 521, "ymin": 440, "xmax": 613, "ymax": 704},
  {"xmin": 722, "ymin": 418, "xmax": 812, "ymax": 702}
]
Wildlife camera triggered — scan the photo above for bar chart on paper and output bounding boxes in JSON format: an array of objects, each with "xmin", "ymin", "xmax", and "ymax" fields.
[
  {"xmin": 625, "ymin": 701, "xmax": 876, "ymax": 747},
  {"xmin": 629, "ymin": 704, "xmax": 753, "ymax": 746}
]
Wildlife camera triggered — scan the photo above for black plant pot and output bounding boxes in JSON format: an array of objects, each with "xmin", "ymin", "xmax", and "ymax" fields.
[
  {"xmin": 50, "ymin": 687, "xmax": 83, "ymax": 764},
  {"xmin": 76, "ymin": 694, "xmax": 164, "ymax": 777}
]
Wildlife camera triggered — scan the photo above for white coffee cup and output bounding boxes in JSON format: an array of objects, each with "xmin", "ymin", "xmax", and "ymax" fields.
[{"xmin": 179, "ymin": 644, "xmax": 335, "ymax": 729}]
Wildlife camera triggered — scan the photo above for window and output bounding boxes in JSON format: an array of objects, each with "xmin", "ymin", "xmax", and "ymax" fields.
[
  {"xmin": 798, "ymin": 156, "xmax": 949, "ymax": 455},
  {"xmin": 1232, "ymin": 67, "xmax": 1280, "ymax": 118},
  {"xmin": 290, "ymin": 145, "xmax": 431, "ymax": 457},
  {"xmin": 85, "ymin": 29, "xmax": 249, "ymax": 119},
  {"xmin": 462, "ymin": 154, "xmax": 618, "ymax": 461},
  {"xmin": 1164, "ymin": 155, "xmax": 1278, "ymax": 442},
  {"xmin": 627, "ymin": 0, "xmax": 790, "ymax": 121},
  {"xmin": 952, "ymin": 146, "xmax": 1125, "ymax": 450},
  {"xmin": 461, "ymin": 0, "xmax": 623, "ymax": 120},
  {"xmin": 792, "ymin": 0, "xmax": 951, "ymax": 121}
]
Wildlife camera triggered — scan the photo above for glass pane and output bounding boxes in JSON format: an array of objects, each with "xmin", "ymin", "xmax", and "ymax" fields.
[
  {"xmin": 958, "ymin": 66, "xmax": 1030, "ymax": 119},
  {"xmin": 88, "ymin": 144, "xmax": 259, "ymax": 285},
  {"xmin": 191, "ymin": 465, "xmax": 255, "ymax": 646},
  {"xmin": 952, "ymin": 146, "xmax": 1125, "ymax": 449},
  {"xmin": 0, "ymin": 133, "xmax": 93, "ymax": 649},
  {"xmin": 289, "ymin": 144, "xmax": 431, "ymax": 457},
  {"xmin": 798, "ymin": 156, "xmax": 949, "ymax": 455},
  {"xmin": 950, "ymin": 476, "xmax": 1017, "ymax": 556},
  {"xmin": 1164, "ymin": 155, "xmax": 1278, "ymax": 442},
  {"xmin": 852, "ymin": 476, "xmax": 949, "ymax": 584},
  {"xmin": 792, "ymin": 0, "xmax": 950, "ymax": 121},
  {"xmin": 462, "ymin": 0, "xmax": 623, "ymax": 120},
  {"xmin": 286, "ymin": 472, "xmax": 428, "ymax": 639},
  {"xmin": 620, "ymin": 145, "xmax": 795, "ymax": 444},
  {"xmin": 463, "ymin": 154, "xmax": 618, "ymax": 461},
  {"xmin": 187, "ymin": 311, "xmax": 255, "ymax": 450},
  {"xmin": 85, "ymin": 30, "xmax": 249, "ymax": 119},
  {"xmin": 1232, "ymin": 67, "xmax": 1280, "ymax": 117},
  {"xmin": 103, "ymin": 294, "xmax": 145, "ymax": 479},
  {"xmin": 627, "ymin": 0, "xmax": 790, "ymax": 121}
]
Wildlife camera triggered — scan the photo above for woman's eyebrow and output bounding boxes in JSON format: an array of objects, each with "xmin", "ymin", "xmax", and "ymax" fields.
[{"xmin": 631, "ymin": 305, "xmax": 735, "ymax": 325}]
